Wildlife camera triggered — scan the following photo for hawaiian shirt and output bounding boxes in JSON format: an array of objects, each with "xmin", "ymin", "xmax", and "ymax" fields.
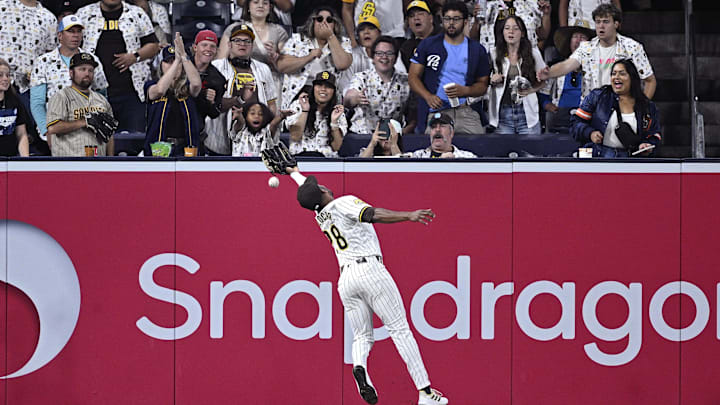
[
  {"xmin": 347, "ymin": 68, "xmax": 410, "ymax": 134},
  {"xmin": 408, "ymin": 145, "xmax": 478, "ymax": 158},
  {"xmin": 567, "ymin": 0, "xmax": 612, "ymax": 29},
  {"xmin": 480, "ymin": 0, "xmax": 542, "ymax": 52},
  {"xmin": 76, "ymin": 1, "xmax": 155, "ymax": 101},
  {"xmin": 285, "ymin": 98, "xmax": 348, "ymax": 157},
  {"xmin": 570, "ymin": 33, "xmax": 654, "ymax": 99},
  {"xmin": 280, "ymin": 34, "xmax": 352, "ymax": 109},
  {"xmin": 229, "ymin": 125, "xmax": 278, "ymax": 157},
  {"xmin": 0, "ymin": 0, "xmax": 57, "ymax": 93},
  {"xmin": 31, "ymin": 48, "xmax": 109, "ymax": 104}
]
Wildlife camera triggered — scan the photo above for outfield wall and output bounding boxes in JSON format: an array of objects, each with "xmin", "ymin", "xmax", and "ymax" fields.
[{"xmin": 1, "ymin": 160, "xmax": 719, "ymax": 405}]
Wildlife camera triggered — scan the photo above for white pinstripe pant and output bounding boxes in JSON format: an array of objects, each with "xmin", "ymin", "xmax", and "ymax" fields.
[{"xmin": 338, "ymin": 257, "xmax": 431, "ymax": 390}]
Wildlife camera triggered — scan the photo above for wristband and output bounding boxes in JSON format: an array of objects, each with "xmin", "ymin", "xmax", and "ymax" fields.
[
  {"xmin": 301, "ymin": 109, "xmax": 310, "ymax": 112},
  {"xmin": 134, "ymin": 52, "xmax": 141, "ymax": 62},
  {"xmin": 330, "ymin": 123, "xmax": 340, "ymax": 129}
]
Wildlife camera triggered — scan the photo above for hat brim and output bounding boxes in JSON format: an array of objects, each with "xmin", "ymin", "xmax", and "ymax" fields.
[
  {"xmin": 553, "ymin": 26, "xmax": 595, "ymax": 57},
  {"xmin": 312, "ymin": 79, "xmax": 336, "ymax": 88}
]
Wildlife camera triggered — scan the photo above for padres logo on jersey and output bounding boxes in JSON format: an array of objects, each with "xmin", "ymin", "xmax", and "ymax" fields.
[{"xmin": 72, "ymin": 106, "xmax": 106, "ymax": 120}]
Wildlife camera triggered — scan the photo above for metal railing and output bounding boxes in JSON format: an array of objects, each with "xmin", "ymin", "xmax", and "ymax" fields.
[{"xmin": 685, "ymin": 0, "xmax": 705, "ymax": 158}]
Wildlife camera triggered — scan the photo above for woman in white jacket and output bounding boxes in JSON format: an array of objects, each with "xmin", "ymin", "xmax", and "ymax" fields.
[{"xmin": 489, "ymin": 16, "xmax": 547, "ymax": 135}]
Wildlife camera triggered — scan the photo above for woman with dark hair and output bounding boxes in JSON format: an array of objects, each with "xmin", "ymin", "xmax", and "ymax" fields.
[
  {"xmin": 144, "ymin": 35, "xmax": 203, "ymax": 157},
  {"xmin": 488, "ymin": 15, "xmax": 547, "ymax": 135},
  {"xmin": 0, "ymin": 58, "xmax": 30, "ymax": 156},
  {"xmin": 277, "ymin": 6, "xmax": 352, "ymax": 109},
  {"xmin": 285, "ymin": 70, "xmax": 347, "ymax": 157},
  {"xmin": 572, "ymin": 59, "xmax": 661, "ymax": 157}
]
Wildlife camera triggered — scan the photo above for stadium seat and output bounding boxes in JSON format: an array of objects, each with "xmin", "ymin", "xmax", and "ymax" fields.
[
  {"xmin": 171, "ymin": 0, "xmax": 231, "ymax": 26},
  {"xmin": 173, "ymin": 20, "xmax": 224, "ymax": 43}
]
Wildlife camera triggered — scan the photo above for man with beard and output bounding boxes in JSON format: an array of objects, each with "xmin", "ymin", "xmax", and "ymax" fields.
[
  {"xmin": 191, "ymin": 30, "xmax": 225, "ymax": 155},
  {"xmin": 205, "ymin": 24, "xmax": 276, "ymax": 155},
  {"xmin": 30, "ymin": 14, "xmax": 108, "ymax": 142},
  {"xmin": 46, "ymin": 53, "xmax": 115, "ymax": 156},
  {"xmin": 408, "ymin": 1, "xmax": 489, "ymax": 134}
]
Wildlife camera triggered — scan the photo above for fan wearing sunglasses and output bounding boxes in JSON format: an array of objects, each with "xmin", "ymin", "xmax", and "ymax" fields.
[
  {"xmin": 539, "ymin": 25, "xmax": 594, "ymax": 133},
  {"xmin": 277, "ymin": 6, "xmax": 353, "ymax": 109}
]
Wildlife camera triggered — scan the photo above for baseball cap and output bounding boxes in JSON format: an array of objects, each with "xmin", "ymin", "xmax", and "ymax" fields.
[
  {"xmin": 357, "ymin": 15, "xmax": 381, "ymax": 31},
  {"xmin": 161, "ymin": 45, "xmax": 176, "ymax": 62},
  {"xmin": 231, "ymin": 24, "xmax": 255, "ymax": 40},
  {"xmin": 406, "ymin": 0, "xmax": 431, "ymax": 14},
  {"xmin": 312, "ymin": 71, "xmax": 336, "ymax": 88},
  {"xmin": 58, "ymin": 14, "xmax": 84, "ymax": 32},
  {"xmin": 297, "ymin": 176, "xmax": 323, "ymax": 211},
  {"xmin": 69, "ymin": 52, "xmax": 98, "ymax": 69},
  {"xmin": 194, "ymin": 29, "xmax": 218, "ymax": 45},
  {"xmin": 427, "ymin": 112, "xmax": 454, "ymax": 127}
]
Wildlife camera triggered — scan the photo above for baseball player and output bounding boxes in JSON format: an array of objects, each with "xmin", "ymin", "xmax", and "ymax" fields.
[
  {"xmin": 46, "ymin": 53, "xmax": 116, "ymax": 156},
  {"xmin": 284, "ymin": 164, "xmax": 449, "ymax": 405}
]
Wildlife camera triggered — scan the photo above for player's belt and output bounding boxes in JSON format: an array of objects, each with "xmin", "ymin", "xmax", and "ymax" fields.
[{"xmin": 341, "ymin": 255, "xmax": 383, "ymax": 272}]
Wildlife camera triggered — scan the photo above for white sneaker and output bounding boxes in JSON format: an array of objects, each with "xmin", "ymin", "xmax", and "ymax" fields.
[
  {"xmin": 352, "ymin": 365, "xmax": 378, "ymax": 404},
  {"xmin": 418, "ymin": 388, "xmax": 449, "ymax": 405}
]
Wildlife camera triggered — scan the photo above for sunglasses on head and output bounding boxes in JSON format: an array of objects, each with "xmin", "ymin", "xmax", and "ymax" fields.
[{"xmin": 315, "ymin": 15, "xmax": 335, "ymax": 24}]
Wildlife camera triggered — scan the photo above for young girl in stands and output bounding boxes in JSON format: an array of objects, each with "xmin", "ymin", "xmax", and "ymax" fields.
[
  {"xmin": 229, "ymin": 101, "xmax": 289, "ymax": 156},
  {"xmin": 488, "ymin": 16, "xmax": 547, "ymax": 135}
]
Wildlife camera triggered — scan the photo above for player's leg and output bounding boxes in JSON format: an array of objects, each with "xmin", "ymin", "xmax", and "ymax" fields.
[
  {"xmin": 367, "ymin": 261, "xmax": 449, "ymax": 405},
  {"xmin": 338, "ymin": 267, "xmax": 378, "ymax": 404}
]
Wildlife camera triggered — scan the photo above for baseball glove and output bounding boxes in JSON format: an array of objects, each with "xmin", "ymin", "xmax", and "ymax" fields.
[
  {"xmin": 86, "ymin": 111, "xmax": 119, "ymax": 144},
  {"xmin": 261, "ymin": 142, "xmax": 296, "ymax": 175}
]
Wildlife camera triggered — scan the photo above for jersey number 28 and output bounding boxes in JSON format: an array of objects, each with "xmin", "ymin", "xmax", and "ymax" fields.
[{"xmin": 323, "ymin": 225, "xmax": 348, "ymax": 250}]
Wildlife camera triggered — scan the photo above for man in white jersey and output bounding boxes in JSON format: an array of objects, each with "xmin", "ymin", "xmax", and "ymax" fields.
[{"xmin": 286, "ymin": 166, "xmax": 449, "ymax": 405}]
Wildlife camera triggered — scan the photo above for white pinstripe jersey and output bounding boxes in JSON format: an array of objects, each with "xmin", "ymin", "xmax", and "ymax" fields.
[{"xmin": 315, "ymin": 195, "xmax": 382, "ymax": 266}]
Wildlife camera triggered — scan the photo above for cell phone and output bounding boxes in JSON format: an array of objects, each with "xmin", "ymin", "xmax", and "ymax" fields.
[{"xmin": 378, "ymin": 119, "xmax": 391, "ymax": 139}]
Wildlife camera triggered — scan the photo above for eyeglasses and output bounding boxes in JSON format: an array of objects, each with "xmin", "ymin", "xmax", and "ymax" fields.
[
  {"xmin": 315, "ymin": 15, "xmax": 335, "ymax": 24},
  {"xmin": 442, "ymin": 16, "xmax": 464, "ymax": 24},
  {"xmin": 230, "ymin": 38, "xmax": 253, "ymax": 45},
  {"xmin": 373, "ymin": 51, "xmax": 395, "ymax": 58}
]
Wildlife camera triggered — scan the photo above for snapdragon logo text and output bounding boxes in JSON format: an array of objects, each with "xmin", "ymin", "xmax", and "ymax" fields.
[{"xmin": 137, "ymin": 254, "xmax": 718, "ymax": 367}]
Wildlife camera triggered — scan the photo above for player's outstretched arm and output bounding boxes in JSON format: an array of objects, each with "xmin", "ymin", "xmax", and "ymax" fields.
[{"xmin": 366, "ymin": 208, "xmax": 435, "ymax": 225}]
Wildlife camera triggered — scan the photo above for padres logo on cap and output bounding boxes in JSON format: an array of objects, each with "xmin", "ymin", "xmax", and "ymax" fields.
[
  {"xmin": 321, "ymin": 71, "xmax": 329, "ymax": 80},
  {"xmin": 168, "ymin": 46, "xmax": 175, "ymax": 54},
  {"xmin": 81, "ymin": 53, "xmax": 92, "ymax": 61}
]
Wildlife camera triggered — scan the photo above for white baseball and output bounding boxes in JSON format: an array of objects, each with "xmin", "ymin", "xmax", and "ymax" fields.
[{"xmin": 268, "ymin": 176, "xmax": 280, "ymax": 188}]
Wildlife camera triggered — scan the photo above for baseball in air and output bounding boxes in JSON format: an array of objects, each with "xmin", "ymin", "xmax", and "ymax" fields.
[{"xmin": 268, "ymin": 176, "xmax": 280, "ymax": 188}]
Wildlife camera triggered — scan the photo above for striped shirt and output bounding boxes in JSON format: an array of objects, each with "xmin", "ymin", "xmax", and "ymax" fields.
[
  {"xmin": 46, "ymin": 86, "xmax": 112, "ymax": 156},
  {"xmin": 315, "ymin": 195, "xmax": 382, "ymax": 267}
]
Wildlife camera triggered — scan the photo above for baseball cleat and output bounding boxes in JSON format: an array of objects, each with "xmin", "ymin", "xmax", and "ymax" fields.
[
  {"xmin": 352, "ymin": 365, "xmax": 378, "ymax": 404},
  {"xmin": 418, "ymin": 388, "xmax": 449, "ymax": 405}
]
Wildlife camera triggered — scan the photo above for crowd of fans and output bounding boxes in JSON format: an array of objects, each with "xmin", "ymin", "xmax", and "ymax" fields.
[{"xmin": 0, "ymin": 0, "xmax": 663, "ymax": 159}]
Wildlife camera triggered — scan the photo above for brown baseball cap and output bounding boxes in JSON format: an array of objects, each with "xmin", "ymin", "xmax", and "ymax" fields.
[
  {"xmin": 231, "ymin": 24, "xmax": 255, "ymax": 40},
  {"xmin": 69, "ymin": 52, "xmax": 98, "ymax": 69}
]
